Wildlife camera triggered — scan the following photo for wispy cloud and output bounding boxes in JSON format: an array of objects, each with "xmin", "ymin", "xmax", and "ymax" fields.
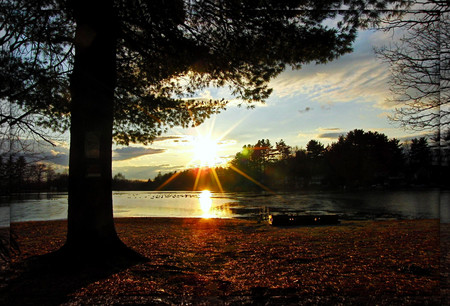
[
  {"xmin": 377, "ymin": 111, "xmax": 393, "ymax": 119},
  {"xmin": 154, "ymin": 135, "xmax": 185, "ymax": 142},
  {"xmin": 269, "ymin": 30, "xmax": 394, "ymax": 109},
  {"xmin": 271, "ymin": 59, "xmax": 389, "ymax": 107},
  {"xmin": 319, "ymin": 127, "xmax": 341, "ymax": 131},
  {"xmin": 113, "ymin": 146, "xmax": 166, "ymax": 161},
  {"xmin": 397, "ymin": 132, "xmax": 435, "ymax": 143}
]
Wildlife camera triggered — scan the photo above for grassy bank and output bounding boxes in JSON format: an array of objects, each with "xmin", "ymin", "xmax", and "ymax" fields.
[{"xmin": 3, "ymin": 218, "xmax": 444, "ymax": 304}]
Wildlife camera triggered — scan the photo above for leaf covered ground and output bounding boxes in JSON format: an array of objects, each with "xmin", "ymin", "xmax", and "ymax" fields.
[{"xmin": 2, "ymin": 218, "xmax": 445, "ymax": 305}]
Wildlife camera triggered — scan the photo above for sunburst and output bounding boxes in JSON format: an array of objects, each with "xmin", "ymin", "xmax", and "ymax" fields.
[{"xmin": 155, "ymin": 113, "xmax": 273, "ymax": 198}]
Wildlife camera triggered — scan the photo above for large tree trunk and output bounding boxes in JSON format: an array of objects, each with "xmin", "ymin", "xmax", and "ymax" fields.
[{"xmin": 62, "ymin": 1, "xmax": 131, "ymax": 259}]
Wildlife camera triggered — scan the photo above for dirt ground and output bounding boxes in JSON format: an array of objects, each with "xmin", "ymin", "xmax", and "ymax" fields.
[{"xmin": 1, "ymin": 218, "xmax": 447, "ymax": 305}]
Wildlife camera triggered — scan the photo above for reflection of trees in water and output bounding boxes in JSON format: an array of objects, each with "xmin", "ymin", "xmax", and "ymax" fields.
[{"xmin": 232, "ymin": 190, "xmax": 440, "ymax": 220}]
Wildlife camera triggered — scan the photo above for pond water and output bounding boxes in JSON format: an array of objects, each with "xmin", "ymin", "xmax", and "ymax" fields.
[{"xmin": 0, "ymin": 189, "xmax": 447, "ymax": 227}]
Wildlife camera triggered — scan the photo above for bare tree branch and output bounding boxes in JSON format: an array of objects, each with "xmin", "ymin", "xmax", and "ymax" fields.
[{"xmin": 376, "ymin": 1, "xmax": 449, "ymax": 134}]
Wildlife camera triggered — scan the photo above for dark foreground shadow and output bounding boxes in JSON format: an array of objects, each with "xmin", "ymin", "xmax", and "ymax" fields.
[{"xmin": 0, "ymin": 247, "xmax": 147, "ymax": 306}]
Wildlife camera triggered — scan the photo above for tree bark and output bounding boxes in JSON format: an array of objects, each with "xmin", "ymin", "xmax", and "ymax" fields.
[{"xmin": 63, "ymin": 1, "xmax": 125, "ymax": 256}]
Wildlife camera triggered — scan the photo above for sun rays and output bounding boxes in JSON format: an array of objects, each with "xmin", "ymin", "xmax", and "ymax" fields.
[{"xmin": 154, "ymin": 112, "xmax": 273, "ymax": 201}]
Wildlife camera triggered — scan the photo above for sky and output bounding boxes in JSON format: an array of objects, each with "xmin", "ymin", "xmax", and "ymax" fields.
[{"xmin": 40, "ymin": 28, "xmax": 429, "ymax": 180}]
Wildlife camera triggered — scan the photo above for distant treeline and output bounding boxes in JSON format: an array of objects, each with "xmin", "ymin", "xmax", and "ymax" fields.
[
  {"xmin": 0, "ymin": 155, "xmax": 68, "ymax": 194},
  {"xmin": 113, "ymin": 129, "xmax": 449, "ymax": 192},
  {"xmin": 2, "ymin": 129, "xmax": 449, "ymax": 194}
]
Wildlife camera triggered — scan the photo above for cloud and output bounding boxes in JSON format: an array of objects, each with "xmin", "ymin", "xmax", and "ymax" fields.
[
  {"xmin": 319, "ymin": 127, "xmax": 341, "ymax": 131},
  {"xmin": 296, "ymin": 132, "xmax": 310, "ymax": 139},
  {"xmin": 185, "ymin": 88, "xmax": 263, "ymax": 108},
  {"xmin": 320, "ymin": 104, "xmax": 332, "ymax": 111},
  {"xmin": 154, "ymin": 136, "xmax": 185, "ymax": 142},
  {"xmin": 44, "ymin": 150, "xmax": 69, "ymax": 166},
  {"xmin": 0, "ymin": 144, "xmax": 70, "ymax": 167},
  {"xmin": 317, "ymin": 132, "xmax": 346, "ymax": 139},
  {"xmin": 272, "ymin": 59, "xmax": 389, "ymax": 106},
  {"xmin": 298, "ymin": 107, "xmax": 313, "ymax": 114},
  {"xmin": 217, "ymin": 139, "xmax": 237, "ymax": 146},
  {"xmin": 10, "ymin": 144, "xmax": 166, "ymax": 168},
  {"xmin": 397, "ymin": 132, "xmax": 435, "ymax": 143},
  {"xmin": 199, "ymin": 90, "xmax": 213, "ymax": 100},
  {"xmin": 269, "ymin": 30, "xmax": 394, "ymax": 109},
  {"xmin": 50, "ymin": 140, "xmax": 70, "ymax": 149},
  {"xmin": 113, "ymin": 146, "xmax": 166, "ymax": 161},
  {"xmin": 113, "ymin": 164, "xmax": 184, "ymax": 180},
  {"xmin": 377, "ymin": 111, "xmax": 392, "ymax": 119},
  {"xmin": 315, "ymin": 128, "xmax": 345, "ymax": 140}
]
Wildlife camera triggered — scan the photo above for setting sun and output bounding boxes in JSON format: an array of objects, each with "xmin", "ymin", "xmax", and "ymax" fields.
[{"xmin": 192, "ymin": 136, "xmax": 219, "ymax": 167}]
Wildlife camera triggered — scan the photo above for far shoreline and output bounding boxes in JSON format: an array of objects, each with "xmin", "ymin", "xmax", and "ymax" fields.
[{"xmin": 2, "ymin": 185, "xmax": 447, "ymax": 195}]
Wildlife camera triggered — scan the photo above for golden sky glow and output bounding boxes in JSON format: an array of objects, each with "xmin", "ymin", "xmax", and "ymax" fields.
[{"xmin": 39, "ymin": 30, "xmax": 433, "ymax": 180}]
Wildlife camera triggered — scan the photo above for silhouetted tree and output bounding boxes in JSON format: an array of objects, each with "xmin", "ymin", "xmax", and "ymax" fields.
[
  {"xmin": 409, "ymin": 137, "xmax": 432, "ymax": 165},
  {"xmin": 440, "ymin": 130, "xmax": 450, "ymax": 186},
  {"xmin": 113, "ymin": 173, "xmax": 125, "ymax": 181},
  {"xmin": 229, "ymin": 145, "xmax": 257, "ymax": 190},
  {"xmin": 0, "ymin": 156, "xmax": 4, "ymax": 194},
  {"xmin": 284, "ymin": 148, "xmax": 306, "ymax": 187},
  {"xmin": 406, "ymin": 137, "xmax": 432, "ymax": 183},
  {"xmin": 252, "ymin": 139, "xmax": 273, "ymax": 176},
  {"xmin": 443, "ymin": 130, "xmax": 450, "ymax": 165},
  {"xmin": 0, "ymin": 0, "xmax": 70, "ymax": 147},
  {"xmin": 2, "ymin": 0, "xmax": 410, "ymax": 259},
  {"xmin": 306, "ymin": 140, "xmax": 325, "ymax": 160},
  {"xmin": 326, "ymin": 129, "xmax": 403, "ymax": 187},
  {"xmin": 305, "ymin": 140, "xmax": 326, "ymax": 185},
  {"xmin": 275, "ymin": 139, "xmax": 291, "ymax": 161},
  {"xmin": 270, "ymin": 139, "xmax": 292, "ymax": 188}
]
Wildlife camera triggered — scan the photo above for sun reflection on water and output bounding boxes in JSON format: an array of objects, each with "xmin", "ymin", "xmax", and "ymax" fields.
[{"xmin": 199, "ymin": 190, "xmax": 213, "ymax": 218}]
